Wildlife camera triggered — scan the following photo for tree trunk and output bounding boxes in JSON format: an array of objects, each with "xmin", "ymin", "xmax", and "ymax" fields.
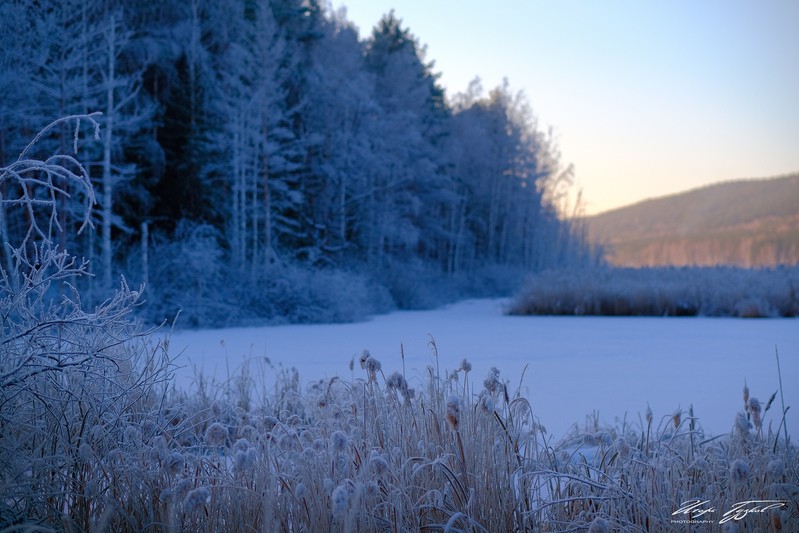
[
  {"xmin": 0, "ymin": 131, "xmax": 13, "ymax": 275},
  {"xmin": 101, "ymin": 14, "xmax": 115, "ymax": 290},
  {"xmin": 141, "ymin": 221, "xmax": 149, "ymax": 290},
  {"xmin": 262, "ymin": 129, "xmax": 272, "ymax": 270}
]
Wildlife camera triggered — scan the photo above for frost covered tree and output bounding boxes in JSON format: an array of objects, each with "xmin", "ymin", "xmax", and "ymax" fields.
[
  {"xmin": 363, "ymin": 12, "xmax": 455, "ymax": 269},
  {"xmin": 0, "ymin": 0, "xmax": 100, "ymax": 261},
  {"xmin": 95, "ymin": 10, "xmax": 154, "ymax": 290},
  {"xmin": 1, "ymin": 0, "xmax": 592, "ymax": 325},
  {"xmin": 299, "ymin": 13, "xmax": 378, "ymax": 265},
  {"xmin": 446, "ymin": 79, "xmax": 578, "ymax": 272},
  {"xmin": 0, "ymin": 1, "xmax": 154, "ymax": 294},
  {"xmin": 141, "ymin": 0, "xmax": 216, "ymax": 229},
  {"xmin": 200, "ymin": 0, "xmax": 300, "ymax": 277}
]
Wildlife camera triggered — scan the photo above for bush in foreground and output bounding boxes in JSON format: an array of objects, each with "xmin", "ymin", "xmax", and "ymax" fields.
[
  {"xmin": 509, "ymin": 267, "xmax": 799, "ymax": 317},
  {"xmin": 0, "ymin": 114, "xmax": 175, "ymax": 530}
]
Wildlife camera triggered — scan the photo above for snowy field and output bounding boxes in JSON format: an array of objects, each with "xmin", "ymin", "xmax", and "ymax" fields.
[{"xmin": 168, "ymin": 298, "xmax": 799, "ymax": 440}]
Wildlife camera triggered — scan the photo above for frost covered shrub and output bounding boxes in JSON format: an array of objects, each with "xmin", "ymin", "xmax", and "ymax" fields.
[
  {"xmin": 258, "ymin": 262, "xmax": 394, "ymax": 324},
  {"xmin": 143, "ymin": 220, "xmax": 232, "ymax": 327},
  {"xmin": 0, "ymin": 115, "xmax": 174, "ymax": 530},
  {"xmin": 361, "ymin": 259, "xmax": 527, "ymax": 312},
  {"xmin": 380, "ymin": 257, "xmax": 462, "ymax": 309},
  {"xmin": 0, "ymin": 245, "xmax": 171, "ymax": 529},
  {"xmin": 461, "ymin": 263, "xmax": 527, "ymax": 296},
  {"xmin": 509, "ymin": 266, "xmax": 799, "ymax": 317},
  {"xmin": 142, "ymin": 241, "xmax": 394, "ymax": 328}
]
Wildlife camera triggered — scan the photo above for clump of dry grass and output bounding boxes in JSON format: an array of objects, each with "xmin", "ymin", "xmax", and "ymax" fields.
[{"xmin": 3, "ymin": 340, "xmax": 797, "ymax": 532}]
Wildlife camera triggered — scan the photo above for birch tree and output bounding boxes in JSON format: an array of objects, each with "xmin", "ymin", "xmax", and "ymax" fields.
[
  {"xmin": 94, "ymin": 10, "xmax": 154, "ymax": 290},
  {"xmin": 202, "ymin": 0, "xmax": 295, "ymax": 277},
  {"xmin": 300, "ymin": 16, "xmax": 378, "ymax": 264},
  {"xmin": 447, "ymin": 80, "xmax": 568, "ymax": 272},
  {"xmin": 0, "ymin": 0, "xmax": 100, "ymax": 261}
]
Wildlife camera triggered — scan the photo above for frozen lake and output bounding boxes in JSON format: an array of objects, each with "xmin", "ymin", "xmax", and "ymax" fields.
[{"xmin": 167, "ymin": 299, "xmax": 799, "ymax": 440}]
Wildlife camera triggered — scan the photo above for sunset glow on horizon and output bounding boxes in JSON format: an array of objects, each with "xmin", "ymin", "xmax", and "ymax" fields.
[{"xmin": 336, "ymin": 0, "xmax": 799, "ymax": 214}]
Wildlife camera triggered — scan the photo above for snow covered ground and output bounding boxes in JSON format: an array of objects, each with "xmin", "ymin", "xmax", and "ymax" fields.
[{"xmin": 167, "ymin": 298, "xmax": 799, "ymax": 440}]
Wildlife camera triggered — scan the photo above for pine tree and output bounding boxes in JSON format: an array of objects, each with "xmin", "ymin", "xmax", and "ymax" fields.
[{"xmin": 363, "ymin": 11, "xmax": 454, "ymax": 269}]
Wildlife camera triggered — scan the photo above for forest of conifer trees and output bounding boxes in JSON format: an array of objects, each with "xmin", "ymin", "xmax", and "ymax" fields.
[{"xmin": 0, "ymin": 0, "xmax": 596, "ymax": 326}]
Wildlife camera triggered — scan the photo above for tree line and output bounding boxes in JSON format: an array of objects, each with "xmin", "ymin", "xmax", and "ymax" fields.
[{"xmin": 0, "ymin": 0, "xmax": 597, "ymax": 326}]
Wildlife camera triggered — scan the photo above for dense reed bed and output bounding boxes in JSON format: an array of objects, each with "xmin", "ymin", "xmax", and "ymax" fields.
[
  {"xmin": 3, "ymin": 336, "xmax": 796, "ymax": 532},
  {"xmin": 509, "ymin": 267, "xmax": 799, "ymax": 318}
]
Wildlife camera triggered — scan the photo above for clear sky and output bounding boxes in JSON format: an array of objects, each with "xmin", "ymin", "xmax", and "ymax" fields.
[{"xmin": 332, "ymin": 0, "xmax": 799, "ymax": 215}]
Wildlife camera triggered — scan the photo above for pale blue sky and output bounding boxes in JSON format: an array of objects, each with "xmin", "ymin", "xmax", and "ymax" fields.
[{"xmin": 333, "ymin": 0, "xmax": 799, "ymax": 214}]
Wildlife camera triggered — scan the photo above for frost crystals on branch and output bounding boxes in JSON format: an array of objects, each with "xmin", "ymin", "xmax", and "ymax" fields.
[
  {"xmin": 0, "ymin": 113, "xmax": 101, "ymax": 266},
  {"xmin": 1, "ymin": 115, "xmax": 170, "ymax": 530}
]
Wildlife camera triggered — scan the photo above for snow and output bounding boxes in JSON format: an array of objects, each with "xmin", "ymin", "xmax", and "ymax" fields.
[{"xmin": 167, "ymin": 298, "xmax": 799, "ymax": 440}]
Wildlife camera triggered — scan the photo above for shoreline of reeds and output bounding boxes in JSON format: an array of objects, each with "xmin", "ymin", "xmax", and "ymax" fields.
[
  {"xmin": 6, "ymin": 343, "xmax": 795, "ymax": 532},
  {"xmin": 509, "ymin": 266, "xmax": 799, "ymax": 318}
]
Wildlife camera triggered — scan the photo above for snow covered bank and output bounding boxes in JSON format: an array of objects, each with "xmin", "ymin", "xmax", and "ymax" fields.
[{"xmin": 168, "ymin": 298, "xmax": 799, "ymax": 439}]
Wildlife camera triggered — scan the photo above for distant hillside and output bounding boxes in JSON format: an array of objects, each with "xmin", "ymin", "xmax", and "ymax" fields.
[{"xmin": 585, "ymin": 173, "xmax": 799, "ymax": 267}]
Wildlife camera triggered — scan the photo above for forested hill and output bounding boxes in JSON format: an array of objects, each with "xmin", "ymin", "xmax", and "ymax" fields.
[
  {"xmin": 0, "ymin": 0, "xmax": 593, "ymax": 327},
  {"xmin": 585, "ymin": 173, "xmax": 799, "ymax": 267}
]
